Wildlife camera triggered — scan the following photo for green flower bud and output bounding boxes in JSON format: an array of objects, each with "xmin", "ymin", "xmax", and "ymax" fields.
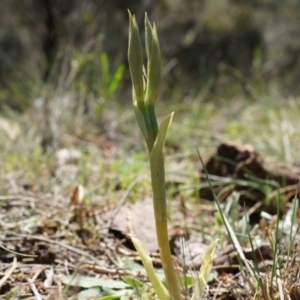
[
  {"xmin": 128, "ymin": 11, "xmax": 144, "ymax": 105},
  {"xmin": 145, "ymin": 14, "xmax": 161, "ymax": 106}
]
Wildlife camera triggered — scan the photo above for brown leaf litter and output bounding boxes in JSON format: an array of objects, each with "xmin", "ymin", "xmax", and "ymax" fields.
[{"xmin": 200, "ymin": 141, "xmax": 300, "ymax": 221}]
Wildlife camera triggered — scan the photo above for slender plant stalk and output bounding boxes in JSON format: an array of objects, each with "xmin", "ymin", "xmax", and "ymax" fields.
[{"xmin": 150, "ymin": 141, "xmax": 182, "ymax": 300}]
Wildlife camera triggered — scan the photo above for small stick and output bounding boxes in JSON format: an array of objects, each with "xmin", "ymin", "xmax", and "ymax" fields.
[{"xmin": 0, "ymin": 256, "xmax": 18, "ymax": 288}]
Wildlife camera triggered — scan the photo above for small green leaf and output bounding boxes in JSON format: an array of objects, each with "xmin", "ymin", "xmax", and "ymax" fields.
[
  {"xmin": 100, "ymin": 287, "xmax": 132, "ymax": 299},
  {"xmin": 131, "ymin": 236, "xmax": 170, "ymax": 300},
  {"xmin": 99, "ymin": 295, "xmax": 122, "ymax": 300},
  {"xmin": 123, "ymin": 276, "xmax": 144, "ymax": 288},
  {"xmin": 61, "ymin": 274, "xmax": 129, "ymax": 289},
  {"xmin": 77, "ymin": 287, "xmax": 101, "ymax": 299},
  {"xmin": 150, "ymin": 112, "xmax": 174, "ymax": 159},
  {"xmin": 191, "ymin": 239, "xmax": 219, "ymax": 300}
]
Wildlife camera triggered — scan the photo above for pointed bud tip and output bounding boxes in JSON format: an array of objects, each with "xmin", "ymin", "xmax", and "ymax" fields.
[
  {"xmin": 145, "ymin": 12, "xmax": 153, "ymax": 31},
  {"xmin": 128, "ymin": 10, "xmax": 137, "ymax": 27}
]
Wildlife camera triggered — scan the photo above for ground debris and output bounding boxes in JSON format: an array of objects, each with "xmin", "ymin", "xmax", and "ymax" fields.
[{"xmin": 200, "ymin": 141, "xmax": 300, "ymax": 218}]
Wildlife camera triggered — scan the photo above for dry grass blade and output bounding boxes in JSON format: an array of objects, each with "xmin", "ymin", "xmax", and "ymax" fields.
[
  {"xmin": 28, "ymin": 266, "xmax": 46, "ymax": 300},
  {"xmin": 276, "ymin": 268, "xmax": 284, "ymax": 300},
  {"xmin": 0, "ymin": 257, "xmax": 18, "ymax": 288},
  {"xmin": 29, "ymin": 281, "xmax": 42, "ymax": 300},
  {"xmin": 261, "ymin": 276, "xmax": 271, "ymax": 300}
]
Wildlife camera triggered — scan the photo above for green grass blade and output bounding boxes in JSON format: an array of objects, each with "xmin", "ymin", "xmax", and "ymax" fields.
[
  {"xmin": 108, "ymin": 65, "xmax": 125, "ymax": 96},
  {"xmin": 100, "ymin": 52, "xmax": 110, "ymax": 88},
  {"xmin": 196, "ymin": 147, "xmax": 256, "ymax": 292}
]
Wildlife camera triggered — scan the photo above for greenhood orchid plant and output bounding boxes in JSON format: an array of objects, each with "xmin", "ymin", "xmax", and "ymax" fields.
[
  {"xmin": 128, "ymin": 11, "xmax": 182, "ymax": 300},
  {"xmin": 128, "ymin": 12, "xmax": 218, "ymax": 300}
]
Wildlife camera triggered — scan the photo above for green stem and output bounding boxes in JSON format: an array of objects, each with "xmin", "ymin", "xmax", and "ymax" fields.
[{"xmin": 150, "ymin": 154, "xmax": 182, "ymax": 300}]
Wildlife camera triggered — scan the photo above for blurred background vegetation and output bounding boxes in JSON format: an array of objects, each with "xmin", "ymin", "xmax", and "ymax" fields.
[
  {"xmin": 0, "ymin": 0, "xmax": 300, "ymax": 111},
  {"xmin": 0, "ymin": 0, "xmax": 299, "ymax": 219}
]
